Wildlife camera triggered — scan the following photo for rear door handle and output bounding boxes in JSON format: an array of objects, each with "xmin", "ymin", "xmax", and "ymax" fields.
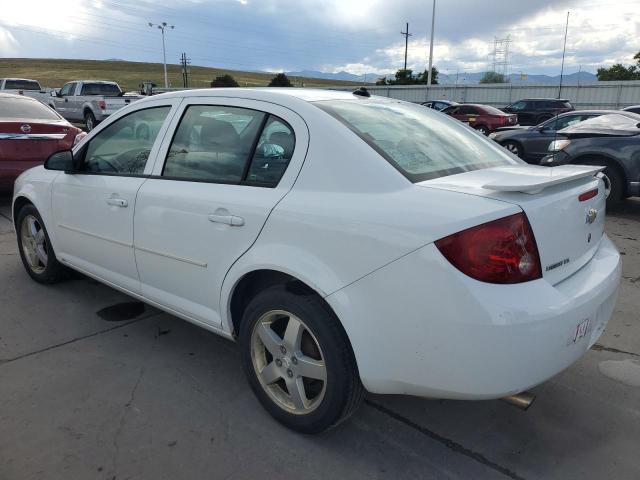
[
  {"xmin": 208, "ymin": 214, "xmax": 244, "ymax": 226},
  {"xmin": 106, "ymin": 198, "xmax": 128, "ymax": 208}
]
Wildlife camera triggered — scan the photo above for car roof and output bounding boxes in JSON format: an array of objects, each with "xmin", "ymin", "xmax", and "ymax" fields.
[
  {"xmin": 518, "ymin": 98, "xmax": 570, "ymax": 102},
  {"xmin": 139, "ymin": 87, "xmax": 389, "ymax": 107},
  {"xmin": 0, "ymin": 92, "xmax": 40, "ymax": 101}
]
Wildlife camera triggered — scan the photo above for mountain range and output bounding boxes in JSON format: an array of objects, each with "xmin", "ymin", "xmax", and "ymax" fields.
[{"xmin": 285, "ymin": 69, "xmax": 598, "ymax": 85}]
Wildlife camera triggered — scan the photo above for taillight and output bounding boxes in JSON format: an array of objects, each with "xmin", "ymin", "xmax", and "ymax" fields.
[
  {"xmin": 73, "ymin": 131, "xmax": 88, "ymax": 146},
  {"xmin": 98, "ymin": 100, "xmax": 106, "ymax": 110},
  {"xmin": 435, "ymin": 213, "xmax": 542, "ymax": 284},
  {"xmin": 578, "ymin": 188, "xmax": 598, "ymax": 202}
]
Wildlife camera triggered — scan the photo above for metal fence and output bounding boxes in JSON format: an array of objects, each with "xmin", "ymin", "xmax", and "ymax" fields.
[{"xmin": 328, "ymin": 81, "xmax": 640, "ymax": 109}]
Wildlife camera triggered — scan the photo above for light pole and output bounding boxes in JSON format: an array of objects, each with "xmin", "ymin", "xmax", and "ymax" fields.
[
  {"xmin": 426, "ymin": 0, "xmax": 436, "ymax": 87},
  {"xmin": 148, "ymin": 21, "xmax": 174, "ymax": 88}
]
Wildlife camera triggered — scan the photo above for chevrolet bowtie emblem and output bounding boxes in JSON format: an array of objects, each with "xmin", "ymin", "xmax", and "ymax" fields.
[{"xmin": 586, "ymin": 207, "xmax": 598, "ymax": 225}]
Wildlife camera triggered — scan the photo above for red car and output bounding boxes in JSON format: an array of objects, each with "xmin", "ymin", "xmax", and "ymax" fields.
[
  {"xmin": 0, "ymin": 93, "xmax": 84, "ymax": 192},
  {"xmin": 441, "ymin": 103, "xmax": 518, "ymax": 135}
]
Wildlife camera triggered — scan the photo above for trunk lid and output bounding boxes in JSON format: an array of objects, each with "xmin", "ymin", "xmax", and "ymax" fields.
[
  {"xmin": 0, "ymin": 120, "xmax": 76, "ymax": 162},
  {"xmin": 419, "ymin": 165, "xmax": 607, "ymax": 285}
]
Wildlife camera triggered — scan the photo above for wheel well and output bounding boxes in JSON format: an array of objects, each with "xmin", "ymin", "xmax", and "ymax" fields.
[
  {"xmin": 571, "ymin": 154, "xmax": 627, "ymax": 195},
  {"xmin": 12, "ymin": 196, "xmax": 32, "ymax": 228},
  {"xmin": 84, "ymin": 108, "xmax": 94, "ymax": 118},
  {"xmin": 229, "ymin": 269, "xmax": 318, "ymax": 337}
]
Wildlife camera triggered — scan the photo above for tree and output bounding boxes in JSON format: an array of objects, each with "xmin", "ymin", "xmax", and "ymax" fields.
[
  {"xmin": 393, "ymin": 68, "xmax": 415, "ymax": 85},
  {"xmin": 480, "ymin": 71, "xmax": 507, "ymax": 84},
  {"xmin": 597, "ymin": 51, "xmax": 640, "ymax": 81},
  {"xmin": 417, "ymin": 66, "xmax": 439, "ymax": 85},
  {"xmin": 375, "ymin": 76, "xmax": 388, "ymax": 85},
  {"xmin": 210, "ymin": 74, "xmax": 239, "ymax": 88},
  {"xmin": 268, "ymin": 73, "xmax": 293, "ymax": 87}
]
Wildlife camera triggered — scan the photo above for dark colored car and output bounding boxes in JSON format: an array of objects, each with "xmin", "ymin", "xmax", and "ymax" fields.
[
  {"xmin": 0, "ymin": 93, "xmax": 83, "ymax": 192},
  {"xmin": 622, "ymin": 105, "xmax": 640, "ymax": 115},
  {"xmin": 502, "ymin": 98, "xmax": 574, "ymax": 126},
  {"xmin": 541, "ymin": 113, "xmax": 640, "ymax": 205},
  {"xmin": 441, "ymin": 103, "xmax": 517, "ymax": 135},
  {"xmin": 488, "ymin": 110, "xmax": 638, "ymax": 162},
  {"xmin": 421, "ymin": 100, "xmax": 459, "ymax": 111}
]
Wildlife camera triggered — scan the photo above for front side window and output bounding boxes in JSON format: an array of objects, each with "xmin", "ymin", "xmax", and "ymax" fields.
[
  {"xmin": 509, "ymin": 101, "xmax": 526, "ymax": 111},
  {"xmin": 163, "ymin": 105, "xmax": 266, "ymax": 183},
  {"xmin": 80, "ymin": 106, "xmax": 171, "ymax": 175},
  {"xmin": 60, "ymin": 83, "xmax": 75, "ymax": 96},
  {"xmin": 316, "ymin": 100, "xmax": 519, "ymax": 183}
]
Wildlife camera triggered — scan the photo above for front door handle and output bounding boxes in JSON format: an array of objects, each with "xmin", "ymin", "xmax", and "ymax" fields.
[
  {"xmin": 106, "ymin": 197, "xmax": 128, "ymax": 208},
  {"xmin": 208, "ymin": 214, "xmax": 244, "ymax": 226}
]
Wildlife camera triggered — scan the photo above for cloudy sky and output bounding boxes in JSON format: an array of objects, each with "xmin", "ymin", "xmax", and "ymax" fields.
[{"xmin": 1, "ymin": 0, "xmax": 639, "ymax": 76}]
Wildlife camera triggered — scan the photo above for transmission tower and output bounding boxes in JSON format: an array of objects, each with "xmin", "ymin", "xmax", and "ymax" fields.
[{"xmin": 490, "ymin": 36, "xmax": 511, "ymax": 77}]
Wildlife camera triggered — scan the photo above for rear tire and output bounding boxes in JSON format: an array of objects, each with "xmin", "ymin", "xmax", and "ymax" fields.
[
  {"xmin": 16, "ymin": 204, "xmax": 70, "ymax": 284},
  {"xmin": 239, "ymin": 284, "xmax": 364, "ymax": 433},
  {"xmin": 84, "ymin": 111, "xmax": 97, "ymax": 132},
  {"xmin": 578, "ymin": 159, "xmax": 624, "ymax": 207},
  {"xmin": 475, "ymin": 125, "xmax": 489, "ymax": 135}
]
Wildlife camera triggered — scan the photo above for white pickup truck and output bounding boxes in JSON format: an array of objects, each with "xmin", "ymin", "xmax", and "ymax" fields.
[
  {"xmin": 0, "ymin": 78, "xmax": 51, "ymax": 104},
  {"xmin": 49, "ymin": 80, "xmax": 142, "ymax": 131}
]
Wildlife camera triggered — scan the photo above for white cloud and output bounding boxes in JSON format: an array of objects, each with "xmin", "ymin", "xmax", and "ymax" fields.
[{"xmin": 0, "ymin": 27, "xmax": 19, "ymax": 56}]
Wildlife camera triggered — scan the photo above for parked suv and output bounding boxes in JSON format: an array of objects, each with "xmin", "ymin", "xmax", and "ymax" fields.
[{"xmin": 502, "ymin": 98, "xmax": 574, "ymax": 126}]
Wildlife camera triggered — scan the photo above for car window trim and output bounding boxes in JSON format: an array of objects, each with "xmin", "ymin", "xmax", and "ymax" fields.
[
  {"xmin": 74, "ymin": 104, "xmax": 173, "ymax": 175},
  {"xmin": 160, "ymin": 103, "xmax": 295, "ymax": 188}
]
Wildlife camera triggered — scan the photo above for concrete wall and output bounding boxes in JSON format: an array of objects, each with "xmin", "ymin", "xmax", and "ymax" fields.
[{"xmin": 328, "ymin": 81, "xmax": 640, "ymax": 109}]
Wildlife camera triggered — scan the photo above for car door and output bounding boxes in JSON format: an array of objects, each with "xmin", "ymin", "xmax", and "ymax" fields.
[
  {"xmin": 526, "ymin": 114, "xmax": 588, "ymax": 161},
  {"xmin": 51, "ymin": 99, "xmax": 179, "ymax": 293},
  {"xmin": 133, "ymin": 98, "xmax": 308, "ymax": 329},
  {"xmin": 55, "ymin": 82, "xmax": 76, "ymax": 117}
]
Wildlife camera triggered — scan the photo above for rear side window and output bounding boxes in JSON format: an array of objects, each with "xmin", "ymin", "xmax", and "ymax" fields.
[
  {"xmin": 164, "ymin": 105, "xmax": 266, "ymax": 183},
  {"xmin": 80, "ymin": 83, "xmax": 122, "ymax": 96},
  {"xmin": 0, "ymin": 97, "xmax": 59, "ymax": 120},
  {"xmin": 4, "ymin": 79, "xmax": 41, "ymax": 90},
  {"xmin": 316, "ymin": 100, "xmax": 519, "ymax": 183},
  {"xmin": 246, "ymin": 116, "xmax": 295, "ymax": 185}
]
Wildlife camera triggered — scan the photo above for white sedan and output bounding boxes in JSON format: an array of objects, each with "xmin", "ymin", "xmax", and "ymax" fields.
[{"xmin": 12, "ymin": 88, "xmax": 621, "ymax": 433}]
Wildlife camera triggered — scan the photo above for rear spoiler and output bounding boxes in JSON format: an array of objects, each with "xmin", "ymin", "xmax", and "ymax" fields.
[{"xmin": 481, "ymin": 165, "xmax": 605, "ymax": 194}]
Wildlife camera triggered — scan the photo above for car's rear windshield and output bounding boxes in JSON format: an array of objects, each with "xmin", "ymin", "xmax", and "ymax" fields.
[
  {"xmin": 0, "ymin": 97, "xmax": 60, "ymax": 120},
  {"xmin": 315, "ymin": 99, "xmax": 519, "ymax": 182},
  {"xmin": 80, "ymin": 83, "xmax": 122, "ymax": 96},
  {"xmin": 479, "ymin": 105, "xmax": 506, "ymax": 115},
  {"xmin": 4, "ymin": 80, "xmax": 41, "ymax": 90},
  {"xmin": 561, "ymin": 101, "xmax": 572, "ymax": 108}
]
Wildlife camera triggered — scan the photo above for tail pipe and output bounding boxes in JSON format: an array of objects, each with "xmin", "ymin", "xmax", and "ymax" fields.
[{"xmin": 501, "ymin": 391, "xmax": 536, "ymax": 410}]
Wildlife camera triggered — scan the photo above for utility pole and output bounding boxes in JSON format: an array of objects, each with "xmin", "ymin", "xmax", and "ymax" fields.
[
  {"xmin": 427, "ymin": 0, "xmax": 436, "ymax": 86},
  {"xmin": 558, "ymin": 11, "xmax": 569, "ymax": 99},
  {"xmin": 400, "ymin": 22, "xmax": 412, "ymax": 71},
  {"xmin": 179, "ymin": 52, "xmax": 191, "ymax": 88},
  {"xmin": 149, "ymin": 21, "xmax": 174, "ymax": 88}
]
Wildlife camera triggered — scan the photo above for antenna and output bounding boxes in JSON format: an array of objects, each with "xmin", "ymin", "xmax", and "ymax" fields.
[{"xmin": 551, "ymin": 11, "xmax": 570, "ymax": 174}]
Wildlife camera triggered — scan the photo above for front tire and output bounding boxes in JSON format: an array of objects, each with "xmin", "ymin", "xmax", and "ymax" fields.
[
  {"xmin": 503, "ymin": 140, "xmax": 523, "ymax": 158},
  {"xmin": 239, "ymin": 284, "xmax": 363, "ymax": 433},
  {"xmin": 16, "ymin": 204, "xmax": 69, "ymax": 284}
]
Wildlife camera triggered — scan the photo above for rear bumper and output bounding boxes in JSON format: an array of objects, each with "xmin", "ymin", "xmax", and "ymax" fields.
[{"xmin": 326, "ymin": 235, "xmax": 621, "ymax": 399}]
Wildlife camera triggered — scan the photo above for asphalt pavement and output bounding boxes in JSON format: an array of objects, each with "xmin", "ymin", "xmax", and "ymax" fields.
[{"xmin": 1, "ymin": 196, "xmax": 639, "ymax": 480}]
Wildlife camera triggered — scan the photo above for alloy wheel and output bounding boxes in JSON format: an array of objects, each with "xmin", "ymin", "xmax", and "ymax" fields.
[
  {"xmin": 250, "ymin": 310, "xmax": 327, "ymax": 415},
  {"xmin": 20, "ymin": 215, "xmax": 48, "ymax": 274},
  {"xmin": 506, "ymin": 143, "xmax": 520, "ymax": 156}
]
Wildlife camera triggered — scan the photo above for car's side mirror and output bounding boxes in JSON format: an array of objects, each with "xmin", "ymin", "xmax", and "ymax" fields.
[{"xmin": 44, "ymin": 150, "xmax": 75, "ymax": 173}]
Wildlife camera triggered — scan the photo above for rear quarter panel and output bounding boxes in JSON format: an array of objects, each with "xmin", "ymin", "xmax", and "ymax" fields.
[{"xmin": 566, "ymin": 136, "xmax": 640, "ymax": 187}]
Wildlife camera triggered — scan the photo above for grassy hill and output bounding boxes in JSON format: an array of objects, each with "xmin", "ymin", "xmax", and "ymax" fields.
[{"xmin": 0, "ymin": 58, "xmax": 361, "ymax": 92}]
